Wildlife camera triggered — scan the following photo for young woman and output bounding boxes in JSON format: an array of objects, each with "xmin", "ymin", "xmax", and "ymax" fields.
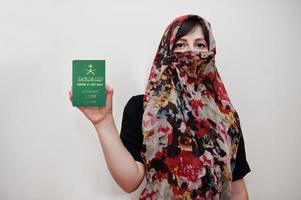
[{"xmin": 69, "ymin": 14, "xmax": 251, "ymax": 200}]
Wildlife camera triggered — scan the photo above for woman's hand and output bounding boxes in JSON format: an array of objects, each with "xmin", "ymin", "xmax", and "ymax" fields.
[{"xmin": 68, "ymin": 84, "xmax": 114, "ymax": 127}]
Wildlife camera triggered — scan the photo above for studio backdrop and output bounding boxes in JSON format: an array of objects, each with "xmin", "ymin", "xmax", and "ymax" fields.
[{"xmin": 0, "ymin": 0, "xmax": 300, "ymax": 199}]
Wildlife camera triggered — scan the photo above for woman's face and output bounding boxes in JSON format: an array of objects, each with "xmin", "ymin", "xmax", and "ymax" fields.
[{"xmin": 172, "ymin": 25, "xmax": 208, "ymax": 53}]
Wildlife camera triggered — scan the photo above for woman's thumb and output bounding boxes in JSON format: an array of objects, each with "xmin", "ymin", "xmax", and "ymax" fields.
[{"xmin": 105, "ymin": 84, "xmax": 114, "ymax": 106}]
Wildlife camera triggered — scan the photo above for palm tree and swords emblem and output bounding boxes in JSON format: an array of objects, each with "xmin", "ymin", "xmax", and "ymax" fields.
[{"xmin": 86, "ymin": 64, "xmax": 96, "ymax": 75}]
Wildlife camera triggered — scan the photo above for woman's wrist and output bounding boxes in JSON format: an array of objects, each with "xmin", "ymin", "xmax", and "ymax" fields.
[{"xmin": 93, "ymin": 113, "xmax": 115, "ymax": 133}]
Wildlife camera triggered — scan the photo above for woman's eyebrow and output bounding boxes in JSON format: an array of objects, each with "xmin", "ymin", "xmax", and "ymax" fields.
[
  {"xmin": 177, "ymin": 39, "xmax": 188, "ymax": 42},
  {"xmin": 177, "ymin": 38, "xmax": 205, "ymax": 42},
  {"xmin": 195, "ymin": 38, "xmax": 206, "ymax": 41}
]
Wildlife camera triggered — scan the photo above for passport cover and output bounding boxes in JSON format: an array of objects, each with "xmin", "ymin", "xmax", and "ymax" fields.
[{"xmin": 72, "ymin": 60, "xmax": 105, "ymax": 107}]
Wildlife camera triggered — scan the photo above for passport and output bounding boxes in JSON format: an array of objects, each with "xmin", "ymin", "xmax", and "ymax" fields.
[{"xmin": 72, "ymin": 60, "xmax": 105, "ymax": 107}]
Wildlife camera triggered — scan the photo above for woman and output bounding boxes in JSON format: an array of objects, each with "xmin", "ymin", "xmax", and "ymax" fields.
[{"xmin": 69, "ymin": 14, "xmax": 250, "ymax": 200}]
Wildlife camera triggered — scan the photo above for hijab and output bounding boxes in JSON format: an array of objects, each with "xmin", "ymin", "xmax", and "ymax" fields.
[{"xmin": 140, "ymin": 14, "xmax": 243, "ymax": 200}]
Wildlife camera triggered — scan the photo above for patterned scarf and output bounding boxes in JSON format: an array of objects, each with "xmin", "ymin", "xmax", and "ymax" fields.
[{"xmin": 141, "ymin": 14, "xmax": 242, "ymax": 200}]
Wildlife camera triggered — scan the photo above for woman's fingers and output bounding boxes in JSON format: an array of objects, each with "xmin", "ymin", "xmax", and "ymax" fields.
[
  {"xmin": 105, "ymin": 84, "xmax": 114, "ymax": 108},
  {"xmin": 78, "ymin": 106, "xmax": 86, "ymax": 112}
]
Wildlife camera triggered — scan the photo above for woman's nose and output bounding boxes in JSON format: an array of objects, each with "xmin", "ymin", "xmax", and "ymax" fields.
[{"xmin": 187, "ymin": 43, "xmax": 195, "ymax": 51}]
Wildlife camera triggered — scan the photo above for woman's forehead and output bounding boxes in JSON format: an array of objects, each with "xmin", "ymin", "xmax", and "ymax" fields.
[{"xmin": 177, "ymin": 25, "xmax": 205, "ymax": 41}]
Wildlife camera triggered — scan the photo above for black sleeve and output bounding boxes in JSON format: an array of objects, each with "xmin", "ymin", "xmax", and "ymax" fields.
[
  {"xmin": 120, "ymin": 95, "xmax": 144, "ymax": 163},
  {"xmin": 232, "ymin": 133, "xmax": 251, "ymax": 181}
]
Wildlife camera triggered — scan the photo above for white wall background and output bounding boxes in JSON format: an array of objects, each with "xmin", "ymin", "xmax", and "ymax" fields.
[{"xmin": 0, "ymin": 0, "xmax": 300, "ymax": 199}]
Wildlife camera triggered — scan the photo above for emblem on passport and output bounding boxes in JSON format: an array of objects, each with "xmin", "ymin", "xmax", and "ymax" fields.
[{"xmin": 72, "ymin": 60, "xmax": 105, "ymax": 107}]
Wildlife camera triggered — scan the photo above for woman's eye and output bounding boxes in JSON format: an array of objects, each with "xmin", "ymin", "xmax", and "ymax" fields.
[
  {"xmin": 175, "ymin": 43, "xmax": 184, "ymax": 48},
  {"xmin": 197, "ymin": 43, "xmax": 206, "ymax": 48}
]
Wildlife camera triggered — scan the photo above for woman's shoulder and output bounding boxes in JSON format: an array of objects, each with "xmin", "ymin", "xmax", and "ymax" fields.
[
  {"xmin": 127, "ymin": 94, "xmax": 144, "ymax": 106},
  {"xmin": 131, "ymin": 94, "xmax": 144, "ymax": 101},
  {"xmin": 124, "ymin": 94, "xmax": 144, "ymax": 114},
  {"xmin": 124, "ymin": 94, "xmax": 144, "ymax": 123}
]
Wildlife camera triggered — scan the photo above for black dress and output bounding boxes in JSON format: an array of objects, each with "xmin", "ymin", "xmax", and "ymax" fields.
[{"xmin": 120, "ymin": 94, "xmax": 251, "ymax": 181}]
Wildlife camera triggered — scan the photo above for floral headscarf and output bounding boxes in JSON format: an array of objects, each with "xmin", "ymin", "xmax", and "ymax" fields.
[{"xmin": 141, "ymin": 14, "xmax": 242, "ymax": 200}]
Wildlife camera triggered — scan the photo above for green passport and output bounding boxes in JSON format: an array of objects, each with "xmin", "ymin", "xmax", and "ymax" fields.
[{"xmin": 72, "ymin": 60, "xmax": 105, "ymax": 107}]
